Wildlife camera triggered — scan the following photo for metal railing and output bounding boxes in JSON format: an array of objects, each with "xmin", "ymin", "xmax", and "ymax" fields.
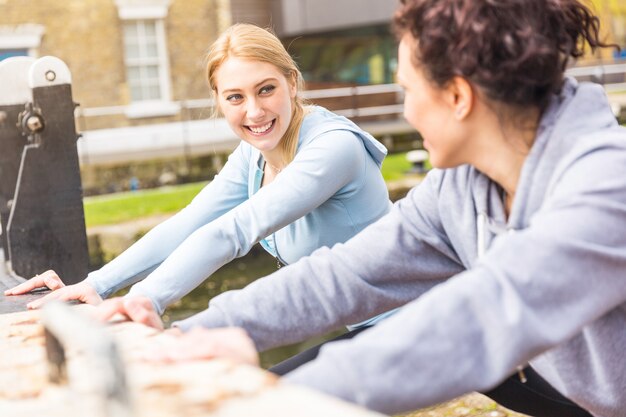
[
  {"xmin": 565, "ymin": 63, "xmax": 626, "ymax": 93},
  {"xmin": 75, "ymin": 63, "xmax": 626, "ymax": 122},
  {"xmin": 72, "ymin": 64, "xmax": 626, "ymax": 167},
  {"xmin": 76, "ymin": 83, "xmax": 405, "ymax": 120}
]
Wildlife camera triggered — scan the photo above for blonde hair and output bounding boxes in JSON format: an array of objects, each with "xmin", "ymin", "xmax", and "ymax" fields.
[{"xmin": 206, "ymin": 23, "xmax": 306, "ymax": 166}]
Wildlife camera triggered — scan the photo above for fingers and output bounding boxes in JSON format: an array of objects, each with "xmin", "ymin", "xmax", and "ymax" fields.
[
  {"xmin": 93, "ymin": 297, "xmax": 128, "ymax": 323},
  {"xmin": 142, "ymin": 327, "xmax": 259, "ymax": 366},
  {"xmin": 4, "ymin": 270, "xmax": 65, "ymax": 296},
  {"xmin": 124, "ymin": 298, "xmax": 164, "ymax": 331},
  {"xmin": 26, "ymin": 287, "xmax": 71, "ymax": 309},
  {"xmin": 93, "ymin": 297, "xmax": 163, "ymax": 331},
  {"xmin": 73, "ymin": 283, "xmax": 103, "ymax": 305},
  {"xmin": 43, "ymin": 272, "xmax": 65, "ymax": 291},
  {"xmin": 25, "ymin": 282, "xmax": 102, "ymax": 310},
  {"xmin": 4, "ymin": 277, "xmax": 46, "ymax": 296},
  {"xmin": 201, "ymin": 327, "xmax": 259, "ymax": 366}
]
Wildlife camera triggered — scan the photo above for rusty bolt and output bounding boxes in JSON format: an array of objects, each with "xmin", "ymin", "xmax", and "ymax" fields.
[
  {"xmin": 45, "ymin": 70, "xmax": 56, "ymax": 82},
  {"xmin": 26, "ymin": 115, "xmax": 44, "ymax": 132}
]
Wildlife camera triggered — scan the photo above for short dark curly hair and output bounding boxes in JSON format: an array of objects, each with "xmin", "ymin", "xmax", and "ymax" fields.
[{"xmin": 392, "ymin": 0, "xmax": 617, "ymax": 109}]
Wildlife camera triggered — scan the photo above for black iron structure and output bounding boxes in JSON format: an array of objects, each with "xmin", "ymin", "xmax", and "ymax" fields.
[{"xmin": 0, "ymin": 57, "xmax": 87, "ymax": 284}]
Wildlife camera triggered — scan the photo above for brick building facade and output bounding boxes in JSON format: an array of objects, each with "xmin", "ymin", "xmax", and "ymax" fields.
[{"xmin": 0, "ymin": 0, "xmax": 230, "ymax": 129}]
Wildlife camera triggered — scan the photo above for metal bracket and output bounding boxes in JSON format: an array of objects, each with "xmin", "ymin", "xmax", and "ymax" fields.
[{"xmin": 17, "ymin": 102, "xmax": 45, "ymax": 145}]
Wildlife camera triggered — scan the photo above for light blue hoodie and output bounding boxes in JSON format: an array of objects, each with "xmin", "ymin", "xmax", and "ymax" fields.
[
  {"xmin": 176, "ymin": 79, "xmax": 626, "ymax": 417},
  {"xmin": 85, "ymin": 106, "xmax": 391, "ymax": 314}
]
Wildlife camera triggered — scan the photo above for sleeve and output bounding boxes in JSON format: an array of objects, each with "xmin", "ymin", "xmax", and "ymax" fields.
[
  {"xmin": 283, "ymin": 141, "xmax": 626, "ymax": 414},
  {"xmin": 85, "ymin": 143, "xmax": 250, "ymax": 299},
  {"xmin": 174, "ymin": 169, "xmax": 466, "ymax": 339},
  {"xmin": 126, "ymin": 130, "xmax": 375, "ymax": 313}
]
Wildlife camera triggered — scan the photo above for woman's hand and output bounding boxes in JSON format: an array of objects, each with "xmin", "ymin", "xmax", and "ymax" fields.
[
  {"xmin": 142, "ymin": 327, "xmax": 260, "ymax": 366},
  {"xmin": 93, "ymin": 297, "xmax": 258, "ymax": 366},
  {"xmin": 4, "ymin": 269, "xmax": 66, "ymax": 295},
  {"xmin": 3, "ymin": 270, "xmax": 103, "ymax": 309},
  {"xmin": 94, "ymin": 296, "xmax": 164, "ymax": 331}
]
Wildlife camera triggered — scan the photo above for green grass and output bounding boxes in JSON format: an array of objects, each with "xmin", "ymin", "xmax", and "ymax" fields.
[
  {"xmin": 381, "ymin": 151, "xmax": 416, "ymax": 181},
  {"xmin": 84, "ymin": 151, "xmax": 424, "ymax": 227},
  {"xmin": 84, "ymin": 181, "xmax": 208, "ymax": 227}
]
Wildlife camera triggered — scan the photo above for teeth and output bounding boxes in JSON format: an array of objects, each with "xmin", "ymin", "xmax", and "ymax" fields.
[{"xmin": 249, "ymin": 121, "xmax": 273, "ymax": 134}]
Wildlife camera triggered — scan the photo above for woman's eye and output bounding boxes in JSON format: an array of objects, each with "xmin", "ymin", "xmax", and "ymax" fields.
[
  {"xmin": 259, "ymin": 85, "xmax": 275, "ymax": 95},
  {"xmin": 226, "ymin": 94, "xmax": 243, "ymax": 102}
]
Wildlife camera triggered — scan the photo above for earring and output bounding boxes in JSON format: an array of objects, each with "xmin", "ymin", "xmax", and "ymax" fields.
[{"xmin": 455, "ymin": 106, "xmax": 466, "ymax": 118}]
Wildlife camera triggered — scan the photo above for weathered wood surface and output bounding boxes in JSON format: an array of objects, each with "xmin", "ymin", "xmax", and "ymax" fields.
[{"xmin": 0, "ymin": 303, "xmax": 386, "ymax": 417}]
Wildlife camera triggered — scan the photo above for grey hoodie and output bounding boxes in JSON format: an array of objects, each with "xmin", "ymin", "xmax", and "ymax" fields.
[{"xmin": 175, "ymin": 78, "xmax": 626, "ymax": 417}]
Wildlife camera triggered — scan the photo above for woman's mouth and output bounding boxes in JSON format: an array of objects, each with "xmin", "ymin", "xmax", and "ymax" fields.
[{"xmin": 246, "ymin": 119, "xmax": 275, "ymax": 135}]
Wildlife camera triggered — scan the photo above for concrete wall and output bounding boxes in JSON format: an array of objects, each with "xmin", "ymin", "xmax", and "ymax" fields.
[
  {"xmin": 274, "ymin": 0, "xmax": 397, "ymax": 36},
  {"xmin": 229, "ymin": 0, "xmax": 274, "ymax": 27}
]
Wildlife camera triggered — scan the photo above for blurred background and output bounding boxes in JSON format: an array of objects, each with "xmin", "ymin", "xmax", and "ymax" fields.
[{"xmin": 1, "ymin": 0, "xmax": 624, "ymax": 196}]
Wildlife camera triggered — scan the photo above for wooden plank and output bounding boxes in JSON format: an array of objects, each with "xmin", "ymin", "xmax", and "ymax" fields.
[{"xmin": 0, "ymin": 305, "xmax": 386, "ymax": 417}]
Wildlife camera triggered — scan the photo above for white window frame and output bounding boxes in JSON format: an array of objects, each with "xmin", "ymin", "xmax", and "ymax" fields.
[
  {"xmin": 115, "ymin": 0, "xmax": 179, "ymax": 119},
  {"xmin": 0, "ymin": 24, "xmax": 45, "ymax": 58}
]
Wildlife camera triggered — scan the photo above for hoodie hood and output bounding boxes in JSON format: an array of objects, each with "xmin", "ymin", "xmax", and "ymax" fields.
[
  {"xmin": 300, "ymin": 106, "xmax": 388, "ymax": 167},
  {"xmin": 508, "ymin": 77, "xmax": 619, "ymax": 229}
]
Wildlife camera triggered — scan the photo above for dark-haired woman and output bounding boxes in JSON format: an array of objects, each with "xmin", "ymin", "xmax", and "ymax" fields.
[{"xmin": 95, "ymin": 1, "xmax": 626, "ymax": 416}]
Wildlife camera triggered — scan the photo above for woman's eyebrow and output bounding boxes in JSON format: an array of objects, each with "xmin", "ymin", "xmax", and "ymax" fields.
[{"xmin": 221, "ymin": 78, "xmax": 278, "ymax": 95}]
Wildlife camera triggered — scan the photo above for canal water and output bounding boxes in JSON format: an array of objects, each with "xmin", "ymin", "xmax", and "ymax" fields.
[{"xmin": 156, "ymin": 245, "xmax": 344, "ymax": 369}]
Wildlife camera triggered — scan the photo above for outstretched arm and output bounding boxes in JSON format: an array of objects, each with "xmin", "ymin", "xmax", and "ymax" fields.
[
  {"xmin": 283, "ymin": 139, "xmax": 626, "ymax": 414},
  {"xmin": 174, "ymin": 169, "xmax": 465, "ymax": 348},
  {"xmin": 126, "ymin": 131, "xmax": 388, "ymax": 313}
]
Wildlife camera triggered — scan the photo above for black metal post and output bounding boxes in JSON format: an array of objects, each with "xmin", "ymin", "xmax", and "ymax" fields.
[{"xmin": 1, "ymin": 57, "xmax": 88, "ymax": 284}]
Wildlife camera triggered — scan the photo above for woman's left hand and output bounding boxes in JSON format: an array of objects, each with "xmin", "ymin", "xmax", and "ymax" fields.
[
  {"xmin": 94, "ymin": 296, "xmax": 164, "ymax": 331},
  {"xmin": 142, "ymin": 327, "xmax": 260, "ymax": 366},
  {"xmin": 93, "ymin": 297, "xmax": 259, "ymax": 366}
]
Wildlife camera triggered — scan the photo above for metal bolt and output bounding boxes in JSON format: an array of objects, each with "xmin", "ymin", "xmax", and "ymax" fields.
[
  {"xmin": 45, "ymin": 70, "xmax": 56, "ymax": 82},
  {"xmin": 26, "ymin": 115, "xmax": 44, "ymax": 132},
  {"xmin": 0, "ymin": 111, "xmax": 6, "ymax": 124}
]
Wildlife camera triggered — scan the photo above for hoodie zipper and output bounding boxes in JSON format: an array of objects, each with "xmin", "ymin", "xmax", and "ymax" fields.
[
  {"xmin": 274, "ymin": 237, "xmax": 287, "ymax": 269},
  {"xmin": 477, "ymin": 211, "xmax": 528, "ymax": 384}
]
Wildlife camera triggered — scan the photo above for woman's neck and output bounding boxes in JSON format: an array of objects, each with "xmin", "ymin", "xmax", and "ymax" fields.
[
  {"xmin": 261, "ymin": 150, "xmax": 285, "ymax": 172},
  {"xmin": 470, "ymin": 109, "xmax": 540, "ymax": 215}
]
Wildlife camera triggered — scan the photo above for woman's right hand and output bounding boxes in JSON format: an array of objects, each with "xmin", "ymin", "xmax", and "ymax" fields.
[
  {"xmin": 4, "ymin": 269, "xmax": 66, "ymax": 295},
  {"xmin": 3, "ymin": 270, "xmax": 103, "ymax": 309}
]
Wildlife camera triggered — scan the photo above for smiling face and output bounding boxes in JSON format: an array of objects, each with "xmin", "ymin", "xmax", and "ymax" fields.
[
  {"xmin": 214, "ymin": 57, "xmax": 297, "ymax": 157},
  {"xmin": 397, "ymin": 36, "xmax": 471, "ymax": 169}
]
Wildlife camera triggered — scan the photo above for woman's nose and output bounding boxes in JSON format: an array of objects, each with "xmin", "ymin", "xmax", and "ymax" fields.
[{"xmin": 246, "ymin": 98, "xmax": 265, "ymax": 120}]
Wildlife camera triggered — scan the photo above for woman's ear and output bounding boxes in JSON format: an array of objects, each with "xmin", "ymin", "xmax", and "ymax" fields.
[
  {"xmin": 212, "ymin": 89, "xmax": 224, "ymax": 117},
  {"xmin": 288, "ymin": 71, "xmax": 298, "ymax": 99},
  {"xmin": 447, "ymin": 76, "xmax": 473, "ymax": 120}
]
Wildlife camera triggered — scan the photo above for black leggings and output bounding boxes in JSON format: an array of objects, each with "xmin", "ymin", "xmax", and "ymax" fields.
[{"xmin": 269, "ymin": 327, "xmax": 593, "ymax": 417}]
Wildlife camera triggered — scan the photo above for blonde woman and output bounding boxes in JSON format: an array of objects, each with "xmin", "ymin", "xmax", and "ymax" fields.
[{"xmin": 6, "ymin": 24, "xmax": 391, "ymax": 322}]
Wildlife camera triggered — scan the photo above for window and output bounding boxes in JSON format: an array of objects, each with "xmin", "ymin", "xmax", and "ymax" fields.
[
  {"xmin": 284, "ymin": 25, "xmax": 397, "ymax": 87},
  {"xmin": 0, "ymin": 49, "xmax": 28, "ymax": 61},
  {"xmin": 123, "ymin": 20, "xmax": 166, "ymax": 102},
  {"xmin": 0, "ymin": 24, "xmax": 44, "ymax": 60},
  {"xmin": 115, "ymin": 0, "xmax": 178, "ymax": 118}
]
